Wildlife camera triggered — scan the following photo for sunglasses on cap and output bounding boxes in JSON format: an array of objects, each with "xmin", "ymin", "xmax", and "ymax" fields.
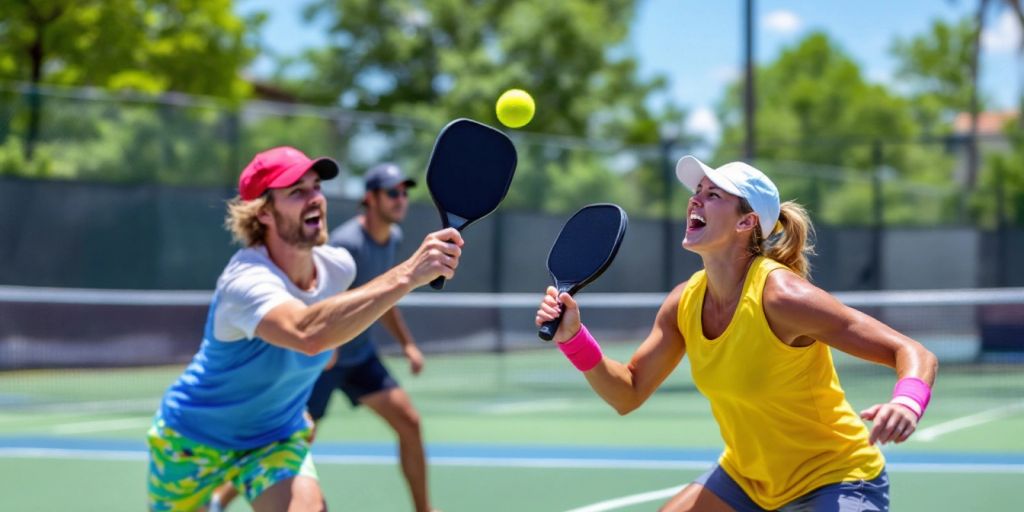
[{"xmin": 382, "ymin": 188, "xmax": 408, "ymax": 199}]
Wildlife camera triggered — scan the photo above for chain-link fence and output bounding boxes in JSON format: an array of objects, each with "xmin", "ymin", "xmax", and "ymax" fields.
[
  {"xmin": 2, "ymin": 82, "xmax": 1023, "ymax": 290},
  {"xmin": 4, "ymin": 82, "xmax": 1020, "ymax": 226}
]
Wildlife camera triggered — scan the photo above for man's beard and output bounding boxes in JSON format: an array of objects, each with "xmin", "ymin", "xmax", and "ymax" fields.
[
  {"xmin": 273, "ymin": 205, "xmax": 327, "ymax": 248},
  {"xmin": 377, "ymin": 205, "xmax": 406, "ymax": 224}
]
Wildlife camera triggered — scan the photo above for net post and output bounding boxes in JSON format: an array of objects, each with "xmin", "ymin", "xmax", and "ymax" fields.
[{"xmin": 660, "ymin": 135, "xmax": 676, "ymax": 290}]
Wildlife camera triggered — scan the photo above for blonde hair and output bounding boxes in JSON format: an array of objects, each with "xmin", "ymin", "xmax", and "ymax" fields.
[
  {"xmin": 741, "ymin": 199, "xmax": 815, "ymax": 279},
  {"xmin": 225, "ymin": 195, "xmax": 271, "ymax": 247}
]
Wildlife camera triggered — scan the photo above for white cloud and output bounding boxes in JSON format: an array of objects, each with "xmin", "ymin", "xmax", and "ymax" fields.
[
  {"xmin": 763, "ymin": 10, "xmax": 802, "ymax": 35},
  {"xmin": 686, "ymin": 106, "xmax": 721, "ymax": 145},
  {"xmin": 866, "ymin": 66, "xmax": 892, "ymax": 85},
  {"xmin": 711, "ymin": 65, "xmax": 740, "ymax": 85},
  {"xmin": 982, "ymin": 11, "xmax": 1022, "ymax": 54}
]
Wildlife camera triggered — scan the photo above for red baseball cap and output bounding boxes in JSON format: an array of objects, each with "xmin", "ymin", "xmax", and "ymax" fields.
[{"xmin": 238, "ymin": 146, "xmax": 340, "ymax": 200}]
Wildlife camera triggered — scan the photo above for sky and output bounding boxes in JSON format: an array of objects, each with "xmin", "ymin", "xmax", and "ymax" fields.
[{"xmin": 237, "ymin": 0, "xmax": 1021, "ymax": 144}]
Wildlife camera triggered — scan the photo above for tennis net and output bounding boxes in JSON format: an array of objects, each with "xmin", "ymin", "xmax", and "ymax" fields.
[{"xmin": 2, "ymin": 285, "xmax": 1023, "ymax": 412}]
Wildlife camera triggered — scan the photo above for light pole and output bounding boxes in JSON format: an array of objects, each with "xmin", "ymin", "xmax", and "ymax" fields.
[{"xmin": 744, "ymin": 0, "xmax": 756, "ymax": 162}]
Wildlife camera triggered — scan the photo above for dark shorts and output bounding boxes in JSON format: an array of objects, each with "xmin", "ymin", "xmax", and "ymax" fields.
[
  {"xmin": 695, "ymin": 464, "xmax": 889, "ymax": 512},
  {"xmin": 306, "ymin": 353, "xmax": 398, "ymax": 420}
]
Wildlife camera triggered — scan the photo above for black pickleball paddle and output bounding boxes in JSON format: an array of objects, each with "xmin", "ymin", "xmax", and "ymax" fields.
[
  {"xmin": 425, "ymin": 118, "xmax": 518, "ymax": 290},
  {"xmin": 538, "ymin": 203, "xmax": 628, "ymax": 341}
]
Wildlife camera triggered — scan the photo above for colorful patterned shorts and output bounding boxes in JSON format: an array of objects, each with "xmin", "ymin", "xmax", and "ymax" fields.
[{"xmin": 146, "ymin": 418, "xmax": 317, "ymax": 511}]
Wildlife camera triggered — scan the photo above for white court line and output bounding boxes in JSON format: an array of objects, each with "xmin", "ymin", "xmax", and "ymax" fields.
[
  {"xmin": 49, "ymin": 417, "xmax": 152, "ymax": 435},
  {"xmin": 476, "ymin": 398, "xmax": 575, "ymax": 415},
  {"xmin": 915, "ymin": 401, "xmax": 1024, "ymax": 442},
  {"xmin": 0, "ymin": 449, "xmax": 710, "ymax": 470},
  {"xmin": 318, "ymin": 455, "xmax": 711, "ymax": 470},
  {"xmin": 889, "ymin": 462, "xmax": 1024, "ymax": 473},
  {"xmin": 1, "ymin": 449, "xmax": 1022, "ymax": 474},
  {"xmin": 564, "ymin": 462, "xmax": 1024, "ymax": 512},
  {"xmin": 394, "ymin": 457, "xmax": 710, "ymax": 470},
  {"xmin": 566, "ymin": 485, "xmax": 685, "ymax": 512},
  {"xmin": 0, "ymin": 399, "xmax": 156, "ymax": 419},
  {"xmin": 0, "ymin": 448, "xmax": 144, "ymax": 461}
]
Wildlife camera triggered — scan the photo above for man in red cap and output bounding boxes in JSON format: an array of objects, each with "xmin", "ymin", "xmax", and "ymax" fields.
[{"xmin": 146, "ymin": 146, "xmax": 463, "ymax": 511}]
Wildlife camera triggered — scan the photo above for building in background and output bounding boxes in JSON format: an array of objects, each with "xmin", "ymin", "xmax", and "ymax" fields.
[{"xmin": 950, "ymin": 110, "xmax": 1019, "ymax": 184}]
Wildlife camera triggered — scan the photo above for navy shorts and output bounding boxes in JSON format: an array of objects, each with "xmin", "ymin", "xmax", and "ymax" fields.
[
  {"xmin": 694, "ymin": 464, "xmax": 889, "ymax": 512},
  {"xmin": 306, "ymin": 353, "xmax": 399, "ymax": 420}
]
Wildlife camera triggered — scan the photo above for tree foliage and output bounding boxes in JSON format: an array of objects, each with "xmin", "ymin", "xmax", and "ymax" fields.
[
  {"xmin": 294, "ymin": 0, "xmax": 678, "ymax": 138},
  {"xmin": 924, "ymin": 0, "xmax": 1024, "ymax": 188},
  {"xmin": 714, "ymin": 32, "xmax": 958, "ymax": 225},
  {"xmin": 267, "ymin": 0, "xmax": 685, "ymax": 215},
  {"xmin": 0, "ymin": 1, "xmax": 263, "ymax": 177},
  {"xmin": 975, "ymin": 117, "xmax": 1024, "ymax": 227},
  {"xmin": 892, "ymin": 12, "xmax": 1023, "ymax": 224},
  {"xmin": 891, "ymin": 18, "xmax": 978, "ymax": 134},
  {"xmin": 0, "ymin": 0, "xmax": 261, "ymax": 99}
]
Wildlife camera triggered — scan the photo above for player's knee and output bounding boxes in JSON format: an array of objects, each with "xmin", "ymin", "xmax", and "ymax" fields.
[
  {"xmin": 295, "ymin": 497, "xmax": 327, "ymax": 512},
  {"xmin": 402, "ymin": 409, "xmax": 422, "ymax": 433},
  {"xmin": 391, "ymin": 406, "xmax": 421, "ymax": 435},
  {"xmin": 292, "ymin": 480, "xmax": 327, "ymax": 511}
]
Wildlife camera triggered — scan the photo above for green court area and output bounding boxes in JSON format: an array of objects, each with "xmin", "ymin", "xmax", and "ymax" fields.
[{"xmin": 2, "ymin": 345, "xmax": 1022, "ymax": 510}]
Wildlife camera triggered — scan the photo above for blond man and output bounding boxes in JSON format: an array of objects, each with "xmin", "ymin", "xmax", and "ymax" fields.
[{"xmin": 147, "ymin": 147, "xmax": 462, "ymax": 511}]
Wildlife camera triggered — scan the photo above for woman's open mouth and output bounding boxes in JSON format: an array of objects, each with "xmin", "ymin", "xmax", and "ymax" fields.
[{"xmin": 687, "ymin": 212, "xmax": 706, "ymax": 232}]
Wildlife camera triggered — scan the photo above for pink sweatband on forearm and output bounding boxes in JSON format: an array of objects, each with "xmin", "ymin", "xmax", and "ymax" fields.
[
  {"xmin": 891, "ymin": 377, "xmax": 932, "ymax": 419},
  {"xmin": 557, "ymin": 324, "xmax": 603, "ymax": 372}
]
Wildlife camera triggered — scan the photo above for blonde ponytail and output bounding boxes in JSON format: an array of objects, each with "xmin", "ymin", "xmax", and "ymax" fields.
[
  {"xmin": 763, "ymin": 201, "xmax": 815, "ymax": 278},
  {"xmin": 741, "ymin": 199, "xmax": 815, "ymax": 278}
]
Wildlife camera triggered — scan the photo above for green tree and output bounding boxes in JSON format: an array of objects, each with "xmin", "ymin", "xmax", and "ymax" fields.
[
  {"xmin": 0, "ymin": 0, "xmax": 262, "ymax": 159},
  {"xmin": 715, "ymin": 32, "xmax": 957, "ymax": 225},
  {"xmin": 942, "ymin": 0, "xmax": 1024, "ymax": 188},
  {"xmin": 891, "ymin": 10, "xmax": 1024, "ymax": 224},
  {"xmin": 0, "ymin": 0, "xmax": 260, "ymax": 96},
  {"xmin": 975, "ymin": 118, "xmax": 1024, "ymax": 227},
  {"xmin": 277, "ymin": 0, "xmax": 686, "ymax": 215},
  {"xmin": 891, "ymin": 18, "xmax": 977, "ymax": 133}
]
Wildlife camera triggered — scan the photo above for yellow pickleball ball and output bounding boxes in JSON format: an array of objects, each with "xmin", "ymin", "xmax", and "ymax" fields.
[{"xmin": 495, "ymin": 89, "xmax": 535, "ymax": 128}]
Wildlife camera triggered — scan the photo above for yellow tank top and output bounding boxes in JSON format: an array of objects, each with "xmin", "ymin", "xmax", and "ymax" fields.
[{"xmin": 678, "ymin": 257, "xmax": 884, "ymax": 509}]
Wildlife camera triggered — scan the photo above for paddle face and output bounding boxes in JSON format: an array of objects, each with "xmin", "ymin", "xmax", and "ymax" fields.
[
  {"xmin": 539, "ymin": 204, "xmax": 628, "ymax": 341},
  {"xmin": 426, "ymin": 118, "xmax": 518, "ymax": 289}
]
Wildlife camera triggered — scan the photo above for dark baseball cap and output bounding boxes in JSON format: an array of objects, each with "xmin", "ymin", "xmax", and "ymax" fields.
[{"xmin": 364, "ymin": 163, "xmax": 416, "ymax": 191}]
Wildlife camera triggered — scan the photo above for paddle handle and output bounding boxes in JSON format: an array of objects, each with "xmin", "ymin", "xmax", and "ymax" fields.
[
  {"xmin": 538, "ymin": 312, "xmax": 564, "ymax": 341},
  {"xmin": 429, "ymin": 214, "xmax": 468, "ymax": 291}
]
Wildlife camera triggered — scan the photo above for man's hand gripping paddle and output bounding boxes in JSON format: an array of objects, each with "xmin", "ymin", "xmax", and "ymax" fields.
[{"xmin": 426, "ymin": 118, "xmax": 518, "ymax": 290}]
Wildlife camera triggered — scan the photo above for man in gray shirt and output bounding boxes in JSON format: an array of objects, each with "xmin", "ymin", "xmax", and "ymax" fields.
[{"xmin": 307, "ymin": 162, "xmax": 436, "ymax": 512}]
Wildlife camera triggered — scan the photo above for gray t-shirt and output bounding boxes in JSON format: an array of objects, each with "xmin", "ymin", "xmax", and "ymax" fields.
[{"xmin": 329, "ymin": 216, "xmax": 403, "ymax": 366}]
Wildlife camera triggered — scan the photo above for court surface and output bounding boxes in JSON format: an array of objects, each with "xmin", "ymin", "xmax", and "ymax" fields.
[{"xmin": 2, "ymin": 345, "xmax": 1022, "ymax": 511}]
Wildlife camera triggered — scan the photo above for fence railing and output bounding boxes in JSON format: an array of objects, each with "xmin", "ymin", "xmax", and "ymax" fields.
[{"xmin": 0, "ymin": 81, "xmax": 1019, "ymax": 230}]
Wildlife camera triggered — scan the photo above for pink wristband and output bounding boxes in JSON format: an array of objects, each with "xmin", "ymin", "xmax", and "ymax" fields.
[
  {"xmin": 891, "ymin": 377, "xmax": 931, "ymax": 419},
  {"xmin": 557, "ymin": 324, "xmax": 603, "ymax": 372}
]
